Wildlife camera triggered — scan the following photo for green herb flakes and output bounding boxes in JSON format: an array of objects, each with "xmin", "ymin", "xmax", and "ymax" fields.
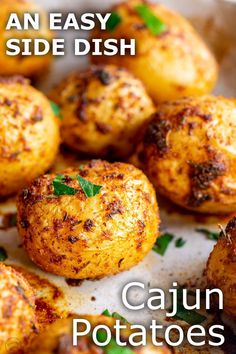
[
  {"xmin": 196, "ymin": 228, "xmax": 219, "ymax": 241},
  {"xmin": 153, "ymin": 233, "xmax": 174, "ymax": 256},
  {"xmin": 102, "ymin": 309, "xmax": 128, "ymax": 324},
  {"xmin": 9, "ymin": 214, "xmax": 17, "ymax": 227},
  {"xmin": 175, "ymin": 238, "xmax": 186, "ymax": 248},
  {"xmin": 96, "ymin": 329, "xmax": 107, "ymax": 343},
  {"xmin": 77, "ymin": 175, "xmax": 102, "ymax": 198},
  {"xmin": 50, "ymin": 101, "xmax": 62, "ymax": 120},
  {"xmin": 102, "ymin": 309, "xmax": 111, "ymax": 317},
  {"xmin": 53, "ymin": 175, "xmax": 77, "ymax": 196},
  {"xmin": 53, "ymin": 174, "xmax": 102, "ymax": 198},
  {"xmin": 106, "ymin": 12, "xmax": 122, "ymax": 31},
  {"xmin": 135, "ymin": 4, "xmax": 166, "ymax": 36},
  {"xmin": 96, "ymin": 330, "xmax": 134, "ymax": 354},
  {"xmin": 0, "ymin": 247, "xmax": 8, "ymax": 262},
  {"xmin": 112, "ymin": 312, "xmax": 128, "ymax": 324},
  {"xmin": 174, "ymin": 304, "xmax": 207, "ymax": 325},
  {"xmin": 170, "ymin": 288, "xmax": 206, "ymax": 325}
]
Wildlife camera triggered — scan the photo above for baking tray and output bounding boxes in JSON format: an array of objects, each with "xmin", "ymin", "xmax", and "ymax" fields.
[{"xmin": 1, "ymin": 0, "xmax": 236, "ymax": 352}]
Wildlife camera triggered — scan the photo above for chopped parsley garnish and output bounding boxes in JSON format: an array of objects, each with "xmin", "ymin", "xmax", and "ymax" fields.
[
  {"xmin": 102, "ymin": 309, "xmax": 128, "ymax": 324},
  {"xmin": 53, "ymin": 175, "xmax": 77, "ymax": 196},
  {"xmin": 175, "ymin": 238, "xmax": 186, "ymax": 248},
  {"xmin": 135, "ymin": 4, "xmax": 166, "ymax": 36},
  {"xmin": 53, "ymin": 174, "xmax": 102, "ymax": 198},
  {"xmin": 106, "ymin": 12, "xmax": 122, "ymax": 31},
  {"xmin": 50, "ymin": 101, "xmax": 62, "ymax": 120},
  {"xmin": 153, "ymin": 233, "xmax": 174, "ymax": 256},
  {"xmin": 112, "ymin": 312, "xmax": 128, "ymax": 324},
  {"xmin": 96, "ymin": 330, "xmax": 134, "ymax": 354},
  {"xmin": 77, "ymin": 175, "xmax": 102, "ymax": 198},
  {"xmin": 196, "ymin": 228, "xmax": 219, "ymax": 241},
  {"xmin": 9, "ymin": 214, "xmax": 17, "ymax": 227},
  {"xmin": 0, "ymin": 247, "xmax": 8, "ymax": 261},
  {"xmin": 102, "ymin": 309, "xmax": 111, "ymax": 317},
  {"xmin": 174, "ymin": 305, "xmax": 207, "ymax": 325},
  {"xmin": 171, "ymin": 288, "xmax": 206, "ymax": 325}
]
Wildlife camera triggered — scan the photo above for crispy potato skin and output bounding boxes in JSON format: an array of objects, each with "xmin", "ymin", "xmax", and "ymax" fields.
[
  {"xmin": 207, "ymin": 218, "xmax": 236, "ymax": 317},
  {"xmin": 91, "ymin": 0, "xmax": 218, "ymax": 103},
  {"xmin": 28, "ymin": 315, "xmax": 170, "ymax": 354},
  {"xmin": 0, "ymin": 263, "xmax": 37, "ymax": 353},
  {"xmin": 0, "ymin": 0, "xmax": 52, "ymax": 77},
  {"xmin": 17, "ymin": 160, "xmax": 159, "ymax": 279},
  {"xmin": 0, "ymin": 77, "xmax": 60, "ymax": 197},
  {"xmin": 50, "ymin": 65, "xmax": 154, "ymax": 159},
  {"xmin": 139, "ymin": 96, "xmax": 236, "ymax": 214}
]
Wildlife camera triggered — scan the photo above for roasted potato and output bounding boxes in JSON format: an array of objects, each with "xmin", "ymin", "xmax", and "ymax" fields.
[
  {"xmin": 91, "ymin": 0, "xmax": 218, "ymax": 103},
  {"xmin": 50, "ymin": 65, "xmax": 154, "ymax": 159},
  {"xmin": 0, "ymin": 76, "xmax": 60, "ymax": 197},
  {"xmin": 17, "ymin": 160, "xmax": 159, "ymax": 279},
  {"xmin": 207, "ymin": 217, "xmax": 236, "ymax": 317},
  {"xmin": 138, "ymin": 95, "xmax": 236, "ymax": 214},
  {"xmin": 28, "ymin": 315, "xmax": 170, "ymax": 354},
  {"xmin": 0, "ymin": 0, "xmax": 52, "ymax": 77},
  {"xmin": 0, "ymin": 263, "xmax": 37, "ymax": 354}
]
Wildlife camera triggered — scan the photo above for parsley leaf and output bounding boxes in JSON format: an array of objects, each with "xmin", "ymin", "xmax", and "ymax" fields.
[
  {"xmin": 53, "ymin": 174, "xmax": 102, "ymax": 198},
  {"xmin": 9, "ymin": 214, "xmax": 17, "ymax": 227},
  {"xmin": 171, "ymin": 288, "xmax": 206, "ymax": 325},
  {"xmin": 175, "ymin": 238, "xmax": 186, "ymax": 248},
  {"xmin": 153, "ymin": 233, "xmax": 174, "ymax": 256},
  {"xmin": 135, "ymin": 4, "xmax": 166, "ymax": 36},
  {"xmin": 196, "ymin": 228, "xmax": 219, "ymax": 241},
  {"xmin": 102, "ymin": 309, "xmax": 128, "ymax": 324},
  {"xmin": 102, "ymin": 309, "xmax": 111, "ymax": 317},
  {"xmin": 53, "ymin": 175, "xmax": 77, "ymax": 196},
  {"xmin": 0, "ymin": 247, "xmax": 8, "ymax": 261},
  {"xmin": 50, "ymin": 101, "xmax": 62, "ymax": 120},
  {"xmin": 106, "ymin": 12, "xmax": 122, "ymax": 31},
  {"xmin": 112, "ymin": 312, "xmax": 128, "ymax": 324},
  {"xmin": 96, "ymin": 330, "xmax": 107, "ymax": 343},
  {"xmin": 174, "ymin": 305, "xmax": 207, "ymax": 325},
  {"xmin": 96, "ymin": 330, "xmax": 134, "ymax": 354},
  {"xmin": 77, "ymin": 175, "xmax": 102, "ymax": 198},
  {"xmin": 106, "ymin": 338, "xmax": 134, "ymax": 354}
]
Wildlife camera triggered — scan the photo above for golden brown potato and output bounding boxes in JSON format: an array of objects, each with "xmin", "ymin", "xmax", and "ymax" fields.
[
  {"xmin": 0, "ymin": 76, "xmax": 60, "ymax": 197},
  {"xmin": 17, "ymin": 160, "xmax": 159, "ymax": 279},
  {"xmin": 50, "ymin": 65, "xmax": 155, "ymax": 159},
  {"xmin": 0, "ymin": 0, "xmax": 52, "ymax": 77},
  {"xmin": 28, "ymin": 315, "xmax": 171, "ymax": 354},
  {"xmin": 137, "ymin": 95, "xmax": 236, "ymax": 214},
  {"xmin": 207, "ymin": 217, "xmax": 236, "ymax": 317},
  {"xmin": 0, "ymin": 263, "xmax": 37, "ymax": 354},
  {"xmin": 91, "ymin": 0, "xmax": 218, "ymax": 103}
]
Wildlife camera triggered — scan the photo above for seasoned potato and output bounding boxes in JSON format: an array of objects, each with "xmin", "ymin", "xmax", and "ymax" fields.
[
  {"xmin": 28, "ymin": 315, "xmax": 170, "ymax": 354},
  {"xmin": 0, "ymin": 76, "xmax": 60, "ymax": 197},
  {"xmin": 138, "ymin": 95, "xmax": 236, "ymax": 214},
  {"xmin": 50, "ymin": 65, "xmax": 154, "ymax": 159},
  {"xmin": 91, "ymin": 0, "xmax": 218, "ymax": 103},
  {"xmin": 207, "ymin": 217, "xmax": 236, "ymax": 317},
  {"xmin": 17, "ymin": 160, "xmax": 159, "ymax": 279},
  {"xmin": 0, "ymin": 0, "xmax": 52, "ymax": 77},
  {"xmin": 0, "ymin": 263, "xmax": 37, "ymax": 354}
]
